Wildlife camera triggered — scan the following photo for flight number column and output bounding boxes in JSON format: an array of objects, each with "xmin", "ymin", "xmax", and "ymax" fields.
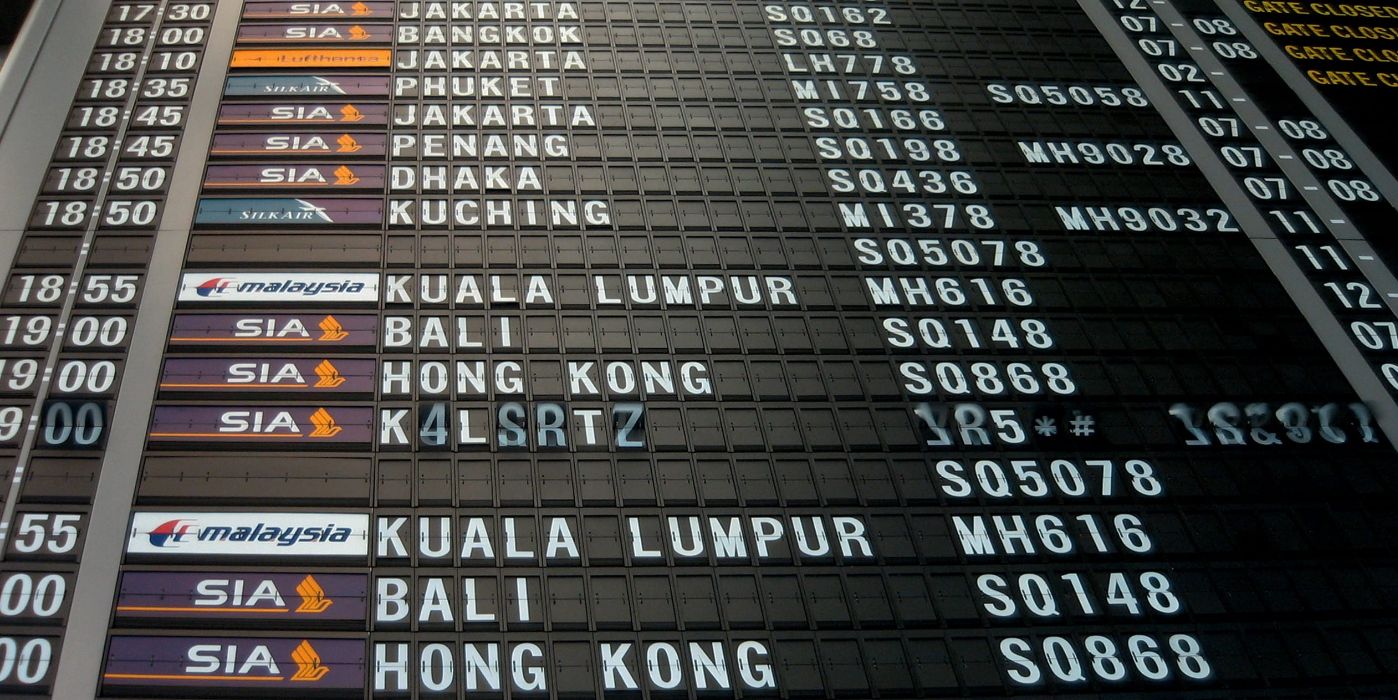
[
  {"xmin": 765, "ymin": 4, "xmax": 1063, "ymax": 450},
  {"xmin": 761, "ymin": 3, "xmax": 1214, "ymax": 693},
  {"xmin": 0, "ymin": 0, "xmax": 214, "ymax": 696}
]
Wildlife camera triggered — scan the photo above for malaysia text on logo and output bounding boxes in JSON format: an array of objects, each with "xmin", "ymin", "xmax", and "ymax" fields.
[
  {"xmin": 127, "ymin": 513, "xmax": 369, "ymax": 556},
  {"xmin": 177, "ymin": 273, "xmax": 378, "ymax": 302}
]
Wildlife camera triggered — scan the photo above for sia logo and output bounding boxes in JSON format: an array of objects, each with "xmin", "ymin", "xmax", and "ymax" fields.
[
  {"xmin": 313, "ymin": 360, "xmax": 346, "ymax": 388},
  {"xmin": 338, "ymin": 104, "xmax": 363, "ymax": 122},
  {"xmin": 116, "ymin": 574, "xmax": 336, "ymax": 615},
  {"xmin": 348, "ymin": 25, "xmax": 370, "ymax": 40},
  {"xmin": 104, "ymin": 638, "xmax": 340, "ymax": 684},
  {"xmin": 333, "ymin": 165, "xmax": 359, "ymax": 185},
  {"xmin": 353, "ymin": 1, "xmax": 372, "ymax": 15},
  {"xmin": 148, "ymin": 519, "xmax": 194, "ymax": 547},
  {"xmin": 308, "ymin": 408, "xmax": 343, "ymax": 437},
  {"xmin": 318, "ymin": 315, "xmax": 349, "ymax": 341},
  {"xmin": 290, "ymin": 640, "xmax": 330, "ymax": 682},
  {"xmin": 336, "ymin": 133, "xmax": 361, "ymax": 151},
  {"xmin": 294, "ymin": 575, "xmax": 334, "ymax": 614}
]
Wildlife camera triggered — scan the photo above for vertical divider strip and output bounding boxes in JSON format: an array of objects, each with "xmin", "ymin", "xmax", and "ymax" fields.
[{"xmin": 50, "ymin": 0, "xmax": 242, "ymax": 695}]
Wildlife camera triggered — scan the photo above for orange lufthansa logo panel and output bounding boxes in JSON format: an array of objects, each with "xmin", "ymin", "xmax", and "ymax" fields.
[{"xmin": 230, "ymin": 49, "xmax": 390, "ymax": 69}]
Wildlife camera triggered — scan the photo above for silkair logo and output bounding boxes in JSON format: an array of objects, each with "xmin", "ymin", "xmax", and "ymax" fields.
[
  {"xmin": 315, "ymin": 77, "xmax": 347, "ymax": 94},
  {"xmin": 148, "ymin": 519, "xmax": 193, "ymax": 547},
  {"xmin": 196, "ymin": 278, "xmax": 234, "ymax": 297}
]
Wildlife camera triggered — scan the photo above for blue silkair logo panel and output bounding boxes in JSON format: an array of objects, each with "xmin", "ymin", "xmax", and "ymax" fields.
[
  {"xmin": 195, "ymin": 198, "xmax": 384, "ymax": 225},
  {"xmin": 223, "ymin": 74, "xmax": 390, "ymax": 96}
]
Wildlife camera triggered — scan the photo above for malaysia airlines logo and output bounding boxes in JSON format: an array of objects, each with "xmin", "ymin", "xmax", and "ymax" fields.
[
  {"xmin": 148, "ymin": 519, "xmax": 194, "ymax": 548},
  {"xmin": 196, "ymin": 278, "xmax": 234, "ymax": 297},
  {"xmin": 128, "ymin": 513, "xmax": 368, "ymax": 557},
  {"xmin": 178, "ymin": 272, "xmax": 378, "ymax": 303}
]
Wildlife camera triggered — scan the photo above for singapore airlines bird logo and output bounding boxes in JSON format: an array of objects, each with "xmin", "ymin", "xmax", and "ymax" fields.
[
  {"xmin": 317, "ymin": 315, "xmax": 348, "ymax": 341},
  {"xmin": 348, "ymin": 25, "xmax": 370, "ymax": 41},
  {"xmin": 313, "ymin": 360, "xmax": 346, "ymax": 388},
  {"xmin": 333, "ymin": 166, "xmax": 359, "ymax": 186},
  {"xmin": 294, "ymin": 575, "xmax": 334, "ymax": 614},
  {"xmin": 338, "ymin": 104, "xmax": 364, "ymax": 123},
  {"xmin": 335, "ymin": 133, "xmax": 361, "ymax": 152},
  {"xmin": 308, "ymin": 408, "xmax": 343, "ymax": 438},
  {"xmin": 352, "ymin": 2, "xmax": 373, "ymax": 16},
  {"xmin": 290, "ymin": 640, "xmax": 330, "ymax": 682}
]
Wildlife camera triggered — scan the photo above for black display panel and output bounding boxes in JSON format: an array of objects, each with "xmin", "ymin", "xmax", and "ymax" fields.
[{"xmin": 0, "ymin": 0, "xmax": 1394, "ymax": 698}]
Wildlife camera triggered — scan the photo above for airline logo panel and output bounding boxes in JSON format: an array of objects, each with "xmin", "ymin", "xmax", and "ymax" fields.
[
  {"xmin": 159, "ymin": 357, "xmax": 375, "ymax": 394},
  {"xmin": 115, "ymin": 572, "xmax": 368, "ymax": 622},
  {"xmin": 103, "ymin": 636, "xmax": 365, "ymax": 690},
  {"xmin": 167, "ymin": 313, "xmax": 379, "ymax": 347},
  {"xmin": 224, "ymin": 75, "xmax": 390, "ymax": 97},
  {"xmin": 215, "ymin": 103, "xmax": 388, "ymax": 127},
  {"xmin": 147, "ymin": 406, "xmax": 374, "ymax": 445}
]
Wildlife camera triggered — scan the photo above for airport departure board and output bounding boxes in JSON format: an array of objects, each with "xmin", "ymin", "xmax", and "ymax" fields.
[{"xmin": 0, "ymin": 0, "xmax": 1396, "ymax": 697}]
